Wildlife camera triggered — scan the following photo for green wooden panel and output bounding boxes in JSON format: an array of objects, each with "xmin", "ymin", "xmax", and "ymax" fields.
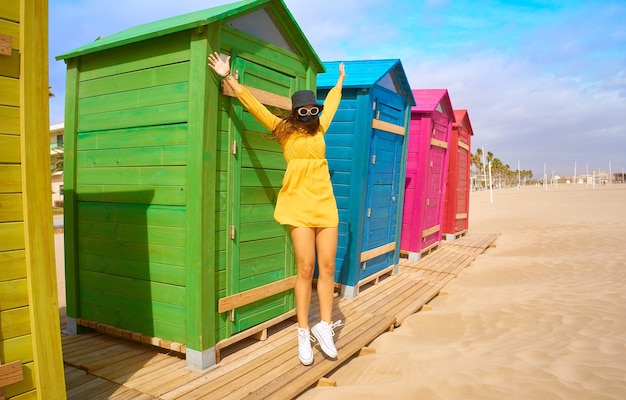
[
  {"xmin": 79, "ymin": 288, "xmax": 186, "ymax": 321},
  {"xmin": 239, "ymin": 236, "xmax": 285, "ymax": 262},
  {"xmin": 239, "ymin": 269, "xmax": 287, "ymax": 292},
  {"xmin": 78, "ymin": 236, "xmax": 185, "ymax": 266},
  {"xmin": 236, "ymin": 293, "xmax": 291, "ymax": 331},
  {"xmin": 239, "ymin": 220, "xmax": 283, "ymax": 242},
  {"xmin": 76, "ymin": 185, "xmax": 186, "ymax": 206},
  {"xmin": 77, "ymin": 202, "xmax": 186, "ymax": 227},
  {"xmin": 78, "ymin": 62, "xmax": 190, "ymax": 99},
  {"xmin": 241, "ymin": 147, "xmax": 285, "ymax": 171},
  {"xmin": 79, "ymin": 82, "xmax": 189, "ymax": 116},
  {"xmin": 0, "ymin": 279, "xmax": 28, "ymax": 311},
  {"xmin": 239, "ymin": 125, "xmax": 281, "ymax": 152},
  {"xmin": 78, "ymin": 145, "xmax": 187, "ymax": 168},
  {"xmin": 240, "ymin": 167, "xmax": 284, "ymax": 188},
  {"xmin": 77, "ymin": 124, "xmax": 188, "ymax": 151},
  {"xmin": 79, "ymin": 289, "xmax": 186, "ymax": 343},
  {"xmin": 78, "ymin": 253, "xmax": 186, "ymax": 286},
  {"xmin": 239, "ymin": 187, "xmax": 278, "ymax": 206},
  {"xmin": 79, "ymin": 270, "xmax": 185, "ymax": 307},
  {"xmin": 77, "ymin": 102, "xmax": 189, "ymax": 132},
  {"xmin": 78, "ymin": 30, "xmax": 191, "ymax": 81},
  {"xmin": 240, "ymin": 204, "xmax": 275, "ymax": 223},
  {"xmin": 77, "ymin": 221, "xmax": 186, "ymax": 247},
  {"xmin": 239, "ymin": 252, "xmax": 285, "ymax": 280},
  {"xmin": 76, "ymin": 166, "xmax": 186, "ymax": 186}
]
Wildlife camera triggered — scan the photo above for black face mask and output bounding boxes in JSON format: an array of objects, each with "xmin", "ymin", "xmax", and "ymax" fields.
[{"xmin": 298, "ymin": 114, "xmax": 316, "ymax": 123}]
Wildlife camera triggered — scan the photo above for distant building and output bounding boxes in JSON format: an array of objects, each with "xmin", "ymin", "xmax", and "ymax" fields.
[{"xmin": 50, "ymin": 123, "xmax": 64, "ymax": 206}]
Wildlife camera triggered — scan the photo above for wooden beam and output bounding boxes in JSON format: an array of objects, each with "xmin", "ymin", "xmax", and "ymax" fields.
[
  {"xmin": 222, "ymin": 81, "xmax": 291, "ymax": 110},
  {"xmin": 0, "ymin": 34, "xmax": 12, "ymax": 56},
  {"xmin": 218, "ymin": 276, "xmax": 297, "ymax": 313},
  {"xmin": 360, "ymin": 242, "xmax": 396, "ymax": 262},
  {"xmin": 456, "ymin": 213, "xmax": 468, "ymax": 219},
  {"xmin": 0, "ymin": 360, "xmax": 23, "ymax": 389},
  {"xmin": 458, "ymin": 140, "xmax": 470, "ymax": 151},
  {"xmin": 422, "ymin": 225, "xmax": 440, "ymax": 238},
  {"xmin": 371, "ymin": 119, "xmax": 405, "ymax": 135},
  {"xmin": 430, "ymin": 138, "xmax": 448, "ymax": 149}
]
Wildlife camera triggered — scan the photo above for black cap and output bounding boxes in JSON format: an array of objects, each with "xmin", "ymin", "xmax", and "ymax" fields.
[{"xmin": 291, "ymin": 90, "xmax": 323, "ymax": 111}]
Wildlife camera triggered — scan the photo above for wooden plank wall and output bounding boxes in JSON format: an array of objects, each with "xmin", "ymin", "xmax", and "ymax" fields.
[{"xmin": 0, "ymin": 1, "xmax": 66, "ymax": 399}]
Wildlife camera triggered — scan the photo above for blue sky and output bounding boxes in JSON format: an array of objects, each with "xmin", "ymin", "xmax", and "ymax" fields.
[{"xmin": 49, "ymin": 0, "xmax": 626, "ymax": 177}]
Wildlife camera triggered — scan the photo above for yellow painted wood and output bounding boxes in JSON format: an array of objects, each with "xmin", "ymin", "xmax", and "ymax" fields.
[
  {"xmin": 0, "ymin": 194, "xmax": 23, "ymax": 223},
  {"xmin": 0, "ymin": 222, "xmax": 24, "ymax": 252},
  {"xmin": 0, "ymin": 166, "xmax": 21, "ymax": 193},
  {"xmin": 0, "ymin": 250, "xmax": 26, "ymax": 282},
  {"xmin": 18, "ymin": 1, "xmax": 66, "ymax": 398},
  {"xmin": 0, "ymin": 335, "xmax": 33, "ymax": 364},
  {"xmin": 0, "ymin": 279, "xmax": 28, "ymax": 311},
  {"xmin": 0, "ymin": 20, "xmax": 19, "ymax": 51},
  {"xmin": 0, "ymin": 77, "xmax": 19, "ymax": 107},
  {"xmin": 0, "ymin": 107, "xmax": 19, "ymax": 134},
  {"xmin": 2, "ymin": 362, "xmax": 33, "ymax": 399},
  {"xmin": 0, "ymin": 1, "xmax": 20, "ymax": 23},
  {"xmin": 0, "ymin": 135, "xmax": 20, "ymax": 163},
  {"xmin": 0, "ymin": 307, "xmax": 30, "ymax": 340}
]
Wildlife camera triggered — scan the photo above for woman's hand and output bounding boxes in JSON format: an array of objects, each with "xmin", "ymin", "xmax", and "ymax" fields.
[
  {"xmin": 208, "ymin": 52, "xmax": 231, "ymax": 77},
  {"xmin": 338, "ymin": 62, "xmax": 346, "ymax": 78}
]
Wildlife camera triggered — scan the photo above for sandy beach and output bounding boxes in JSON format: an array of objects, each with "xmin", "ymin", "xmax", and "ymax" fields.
[{"xmin": 299, "ymin": 184, "xmax": 626, "ymax": 399}]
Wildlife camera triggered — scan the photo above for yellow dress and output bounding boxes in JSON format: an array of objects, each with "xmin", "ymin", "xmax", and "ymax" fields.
[{"xmin": 234, "ymin": 85, "xmax": 342, "ymax": 227}]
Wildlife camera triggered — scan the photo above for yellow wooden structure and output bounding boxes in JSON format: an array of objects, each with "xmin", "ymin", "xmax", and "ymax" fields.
[{"xmin": 0, "ymin": 1, "xmax": 66, "ymax": 399}]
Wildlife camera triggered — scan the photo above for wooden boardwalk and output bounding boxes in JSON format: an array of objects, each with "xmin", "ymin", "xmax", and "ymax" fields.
[{"xmin": 62, "ymin": 232, "xmax": 499, "ymax": 399}]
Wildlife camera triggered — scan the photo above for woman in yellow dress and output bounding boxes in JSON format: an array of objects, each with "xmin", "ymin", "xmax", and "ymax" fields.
[{"xmin": 208, "ymin": 53, "xmax": 346, "ymax": 365}]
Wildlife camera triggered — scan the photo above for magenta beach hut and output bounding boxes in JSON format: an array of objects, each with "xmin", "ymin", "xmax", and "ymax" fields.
[{"xmin": 400, "ymin": 89, "xmax": 455, "ymax": 261}]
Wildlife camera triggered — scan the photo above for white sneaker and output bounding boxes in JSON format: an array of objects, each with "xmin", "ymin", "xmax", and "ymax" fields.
[
  {"xmin": 297, "ymin": 327, "xmax": 314, "ymax": 366},
  {"xmin": 311, "ymin": 320, "xmax": 342, "ymax": 358}
]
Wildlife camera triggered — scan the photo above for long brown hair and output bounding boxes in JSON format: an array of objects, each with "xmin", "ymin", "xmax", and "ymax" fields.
[{"xmin": 272, "ymin": 113, "xmax": 320, "ymax": 145}]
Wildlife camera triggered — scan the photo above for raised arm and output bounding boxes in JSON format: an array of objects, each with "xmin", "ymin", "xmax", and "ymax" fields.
[
  {"xmin": 207, "ymin": 52, "xmax": 281, "ymax": 132},
  {"xmin": 319, "ymin": 62, "xmax": 346, "ymax": 130}
]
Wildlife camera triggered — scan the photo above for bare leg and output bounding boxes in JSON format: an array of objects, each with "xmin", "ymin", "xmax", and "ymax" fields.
[
  {"xmin": 290, "ymin": 227, "xmax": 316, "ymax": 328},
  {"xmin": 315, "ymin": 227, "xmax": 338, "ymax": 323}
]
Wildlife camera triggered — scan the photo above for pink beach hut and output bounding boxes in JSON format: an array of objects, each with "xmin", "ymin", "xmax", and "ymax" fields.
[
  {"xmin": 400, "ymin": 89, "xmax": 455, "ymax": 261},
  {"xmin": 443, "ymin": 109, "xmax": 474, "ymax": 240}
]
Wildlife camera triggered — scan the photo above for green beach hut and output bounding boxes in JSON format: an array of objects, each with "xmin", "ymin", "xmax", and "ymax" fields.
[{"xmin": 56, "ymin": 0, "xmax": 324, "ymax": 370}]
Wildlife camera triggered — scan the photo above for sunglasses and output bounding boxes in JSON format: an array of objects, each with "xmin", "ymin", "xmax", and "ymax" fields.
[{"xmin": 297, "ymin": 107, "xmax": 321, "ymax": 117}]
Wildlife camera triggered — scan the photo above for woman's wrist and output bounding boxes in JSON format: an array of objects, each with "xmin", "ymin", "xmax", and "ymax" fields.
[{"xmin": 224, "ymin": 72, "xmax": 232, "ymax": 79}]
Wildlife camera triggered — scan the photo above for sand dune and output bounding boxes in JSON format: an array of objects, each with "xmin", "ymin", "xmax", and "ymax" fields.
[{"xmin": 300, "ymin": 185, "xmax": 626, "ymax": 399}]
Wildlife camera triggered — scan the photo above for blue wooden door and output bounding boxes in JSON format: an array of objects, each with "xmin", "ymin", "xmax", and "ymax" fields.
[{"xmin": 360, "ymin": 89, "xmax": 405, "ymax": 280}]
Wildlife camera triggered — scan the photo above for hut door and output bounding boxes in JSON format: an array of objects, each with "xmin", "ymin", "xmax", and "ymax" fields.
[
  {"xmin": 422, "ymin": 113, "xmax": 448, "ymax": 247},
  {"xmin": 222, "ymin": 57, "xmax": 296, "ymax": 334},
  {"xmin": 360, "ymin": 94, "xmax": 405, "ymax": 280}
]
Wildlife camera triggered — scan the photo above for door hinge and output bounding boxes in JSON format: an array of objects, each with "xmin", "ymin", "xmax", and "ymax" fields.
[
  {"xmin": 372, "ymin": 101, "xmax": 376, "ymax": 111},
  {"xmin": 367, "ymin": 208, "xmax": 371, "ymax": 217},
  {"xmin": 230, "ymin": 225, "xmax": 235, "ymax": 239},
  {"xmin": 372, "ymin": 155, "xmax": 376, "ymax": 164},
  {"xmin": 232, "ymin": 140, "xmax": 237, "ymax": 155}
]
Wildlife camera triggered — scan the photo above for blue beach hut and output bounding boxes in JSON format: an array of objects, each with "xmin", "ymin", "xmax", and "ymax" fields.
[{"xmin": 317, "ymin": 59, "xmax": 415, "ymax": 298}]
